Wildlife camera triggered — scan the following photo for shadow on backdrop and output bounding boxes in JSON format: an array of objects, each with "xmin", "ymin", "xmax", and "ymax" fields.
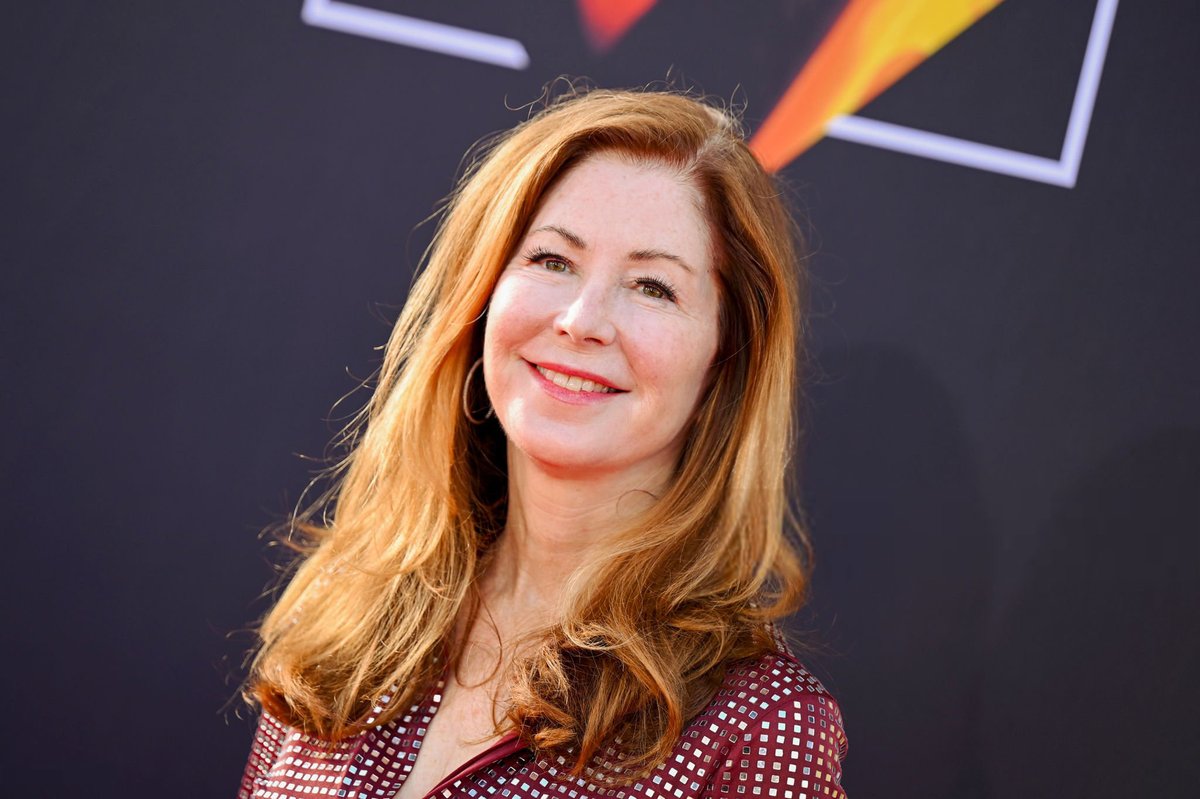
[
  {"xmin": 796, "ymin": 342, "xmax": 995, "ymax": 798},
  {"xmin": 982, "ymin": 428, "xmax": 1200, "ymax": 796}
]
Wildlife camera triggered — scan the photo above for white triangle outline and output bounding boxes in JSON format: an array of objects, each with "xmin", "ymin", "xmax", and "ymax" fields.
[
  {"xmin": 299, "ymin": 0, "xmax": 1118, "ymax": 188},
  {"xmin": 824, "ymin": 0, "xmax": 1119, "ymax": 188},
  {"xmin": 301, "ymin": 0, "xmax": 530, "ymax": 70}
]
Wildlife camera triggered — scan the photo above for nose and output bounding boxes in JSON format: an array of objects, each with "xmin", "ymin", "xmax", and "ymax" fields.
[{"xmin": 554, "ymin": 280, "xmax": 616, "ymax": 346}]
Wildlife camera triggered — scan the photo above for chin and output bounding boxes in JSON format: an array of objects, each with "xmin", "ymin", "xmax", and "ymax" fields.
[{"xmin": 512, "ymin": 434, "xmax": 614, "ymax": 474}]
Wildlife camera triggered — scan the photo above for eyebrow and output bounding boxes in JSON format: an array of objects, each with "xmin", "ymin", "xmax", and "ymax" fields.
[{"xmin": 531, "ymin": 224, "xmax": 696, "ymax": 275}]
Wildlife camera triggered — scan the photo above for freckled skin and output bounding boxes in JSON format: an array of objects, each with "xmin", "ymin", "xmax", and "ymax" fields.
[{"xmin": 483, "ymin": 154, "xmax": 721, "ymax": 482}]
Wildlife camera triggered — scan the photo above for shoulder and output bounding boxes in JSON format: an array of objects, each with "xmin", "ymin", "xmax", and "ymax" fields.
[
  {"xmin": 699, "ymin": 649, "xmax": 846, "ymax": 742},
  {"xmin": 684, "ymin": 650, "xmax": 849, "ymax": 799}
]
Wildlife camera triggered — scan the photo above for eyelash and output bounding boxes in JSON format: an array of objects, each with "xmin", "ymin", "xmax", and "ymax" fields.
[{"xmin": 522, "ymin": 248, "xmax": 679, "ymax": 303}]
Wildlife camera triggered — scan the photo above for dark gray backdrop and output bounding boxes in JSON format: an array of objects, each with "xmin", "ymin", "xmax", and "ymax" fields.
[{"xmin": 3, "ymin": 2, "xmax": 1197, "ymax": 796}]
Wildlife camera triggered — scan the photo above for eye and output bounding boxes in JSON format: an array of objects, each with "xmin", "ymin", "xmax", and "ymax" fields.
[
  {"xmin": 524, "ymin": 248, "xmax": 571, "ymax": 273},
  {"xmin": 635, "ymin": 277, "xmax": 678, "ymax": 302}
]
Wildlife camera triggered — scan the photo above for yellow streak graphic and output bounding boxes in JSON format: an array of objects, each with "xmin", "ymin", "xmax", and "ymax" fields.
[{"xmin": 750, "ymin": 0, "xmax": 1004, "ymax": 172}]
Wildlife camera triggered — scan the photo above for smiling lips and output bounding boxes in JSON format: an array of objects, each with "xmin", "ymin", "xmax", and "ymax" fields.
[{"xmin": 533, "ymin": 363, "xmax": 623, "ymax": 394}]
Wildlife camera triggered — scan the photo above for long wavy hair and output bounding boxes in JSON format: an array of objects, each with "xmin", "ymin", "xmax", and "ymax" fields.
[{"xmin": 247, "ymin": 85, "xmax": 813, "ymax": 779}]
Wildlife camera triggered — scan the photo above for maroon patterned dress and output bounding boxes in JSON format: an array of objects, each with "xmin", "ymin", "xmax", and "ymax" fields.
[{"xmin": 238, "ymin": 647, "xmax": 848, "ymax": 799}]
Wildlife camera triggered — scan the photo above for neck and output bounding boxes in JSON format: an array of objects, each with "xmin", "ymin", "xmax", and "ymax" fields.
[{"xmin": 477, "ymin": 447, "xmax": 673, "ymax": 632}]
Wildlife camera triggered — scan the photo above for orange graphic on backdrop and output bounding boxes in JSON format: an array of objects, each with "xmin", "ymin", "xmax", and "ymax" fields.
[
  {"xmin": 573, "ymin": 0, "xmax": 1004, "ymax": 173},
  {"xmin": 749, "ymin": 0, "xmax": 1003, "ymax": 171},
  {"xmin": 577, "ymin": 0, "xmax": 659, "ymax": 52}
]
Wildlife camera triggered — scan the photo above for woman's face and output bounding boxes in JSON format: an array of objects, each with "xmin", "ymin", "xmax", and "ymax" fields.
[{"xmin": 483, "ymin": 153, "xmax": 722, "ymax": 483}]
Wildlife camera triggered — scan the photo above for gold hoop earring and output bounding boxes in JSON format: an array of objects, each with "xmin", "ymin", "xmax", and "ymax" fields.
[{"xmin": 463, "ymin": 357, "xmax": 495, "ymax": 425}]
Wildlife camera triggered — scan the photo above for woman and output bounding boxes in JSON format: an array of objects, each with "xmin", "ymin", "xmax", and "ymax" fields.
[{"xmin": 239, "ymin": 87, "xmax": 848, "ymax": 799}]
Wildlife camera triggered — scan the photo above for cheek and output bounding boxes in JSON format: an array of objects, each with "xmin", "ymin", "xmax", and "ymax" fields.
[
  {"xmin": 485, "ymin": 276, "xmax": 540, "ymax": 352},
  {"xmin": 628, "ymin": 319, "xmax": 718, "ymax": 407},
  {"xmin": 483, "ymin": 274, "xmax": 553, "ymax": 409}
]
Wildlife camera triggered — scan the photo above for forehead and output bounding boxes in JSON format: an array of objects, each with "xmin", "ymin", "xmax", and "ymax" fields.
[{"xmin": 526, "ymin": 153, "xmax": 715, "ymax": 271}]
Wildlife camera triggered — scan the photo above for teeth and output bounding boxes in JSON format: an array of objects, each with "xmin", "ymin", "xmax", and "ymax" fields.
[{"xmin": 536, "ymin": 365, "xmax": 618, "ymax": 393}]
